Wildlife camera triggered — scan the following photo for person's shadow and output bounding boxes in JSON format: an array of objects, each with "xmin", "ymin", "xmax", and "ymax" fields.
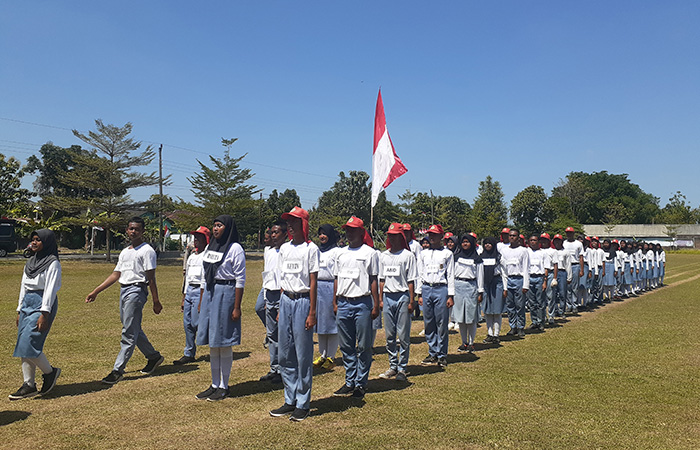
[
  {"xmin": 227, "ymin": 379, "xmax": 285, "ymax": 398},
  {"xmin": 0, "ymin": 411, "xmax": 31, "ymax": 426},
  {"xmin": 309, "ymin": 396, "xmax": 365, "ymax": 417}
]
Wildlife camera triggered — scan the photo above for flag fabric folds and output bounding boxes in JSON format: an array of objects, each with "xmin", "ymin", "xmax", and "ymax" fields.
[{"xmin": 371, "ymin": 89, "xmax": 407, "ymax": 207}]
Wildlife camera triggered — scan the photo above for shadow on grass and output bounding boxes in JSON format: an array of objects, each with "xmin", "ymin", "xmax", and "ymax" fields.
[
  {"xmin": 38, "ymin": 380, "xmax": 113, "ymax": 399},
  {"xmin": 372, "ymin": 345, "xmax": 387, "ymax": 355},
  {"xmin": 405, "ymin": 364, "xmax": 443, "ymax": 377},
  {"xmin": 124, "ymin": 363, "xmax": 200, "ymax": 381},
  {"xmin": 0, "ymin": 411, "xmax": 31, "ymax": 426},
  {"xmin": 310, "ymin": 395, "xmax": 365, "ymax": 417},
  {"xmin": 446, "ymin": 352, "xmax": 479, "ymax": 365},
  {"xmin": 409, "ymin": 336, "xmax": 425, "ymax": 345},
  {"xmin": 366, "ymin": 378, "xmax": 411, "ymax": 393},
  {"xmin": 227, "ymin": 379, "xmax": 284, "ymax": 398}
]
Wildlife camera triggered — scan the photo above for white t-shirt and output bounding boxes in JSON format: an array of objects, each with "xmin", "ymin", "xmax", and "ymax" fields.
[
  {"xmin": 334, "ymin": 244, "xmax": 379, "ymax": 298},
  {"xmin": 542, "ymin": 247, "xmax": 558, "ymax": 272},
  {"xmin": 203, "ymin": 242, "xmax": 246, "ymax": 288},
  {"xmin": 318, "ymin": 246, "xmax": 341, "ymax": 281},
  {"xmin": 453, "ymin": 256, "xmax": 484, "ymax": 293},
  {"xmin": 563, "ymin": 240, "xmax": 584, "ymax": 265},
  {"xmin": 262, "ymin": 246, "xmax": 282, "ymax": 290},
  {"xmin": 18, "ymin": 260, "xmax": 62, "ymax": 312},
  {"xmin": 183, "ymin": 250, "xmax": 205, "ymax": 293},
  {"xmin": 500, "ymin": 245, "xmax": 531, "ymax": 290},
  {"xmin": 278, "ymin": 241, "xmax": 320, "ymax": 294},
  {"xmin": 379, "ymin": 248, "xmax": 418, "ymax": 293},
  {"xmin": 527, "ymin": 248, "xmax": 546, "ymax": 276},
  {"xmin": 408, "ymin": 239, "xmax": 422, "ymax": 262},
  {"xmin": 115, "ymin": 242, "xmax": 157, "ymax": 285},
  {"xmin": 416, "ymin": 247, "xmax": 455, "ymax": 296}
]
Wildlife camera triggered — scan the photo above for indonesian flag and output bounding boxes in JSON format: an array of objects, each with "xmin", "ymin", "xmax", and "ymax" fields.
[
  {"xmin": 372, "ymin": 89, "xmax": 407, "ymax": 207},
  {"xmin": 164, "ymin": 225, "xmax": 170, "ymax": 239}
]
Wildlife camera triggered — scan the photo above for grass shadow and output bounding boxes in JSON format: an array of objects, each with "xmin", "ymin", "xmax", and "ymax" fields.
[
  {"xmin": 409, "ymin": 336, "xmax": 425, "ymax": 345},
  {"xmin": 309, "ymin": 395, "xmax": 365, "ymax": 417},
  {"xmin": 366, "ymin": 378, "xmax": 411, "ymax": 393},
  {"xmin": 404, "ymin": 364, "xmax": 444, "ymax": 377},
  {"xmin": 37, "ymin": 380, "xmax": 112, "ymax": 399},
  {"xmin": 227, "ymin": 379, "xmax": 284, "ymax": 398},
  {"xmin": 446, "ymin": 352, "xmax": 479, "ymax": 365},
  {"xmin": 0, "ymin": 411, "xmax": 31, "ymax": 426},
  {"xmin": 123, "ymin": 363, "xmax": 200, "ymax": 382}
]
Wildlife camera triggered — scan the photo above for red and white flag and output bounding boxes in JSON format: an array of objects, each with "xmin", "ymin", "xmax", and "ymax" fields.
[{"xmin": 372, "ymin": 89, "xmax": 407, "ymax": 207}]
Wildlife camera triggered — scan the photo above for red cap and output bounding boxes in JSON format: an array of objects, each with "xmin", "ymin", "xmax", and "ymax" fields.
[
  {"xmin": 402, "ymin": 223, "xmax": 412, "ymax": 230},
  {"xmin": 585, "ymin": 236, "xmax": 591, "ymax": 241},
  {"xmin": 553, "ymin": 234, "xmax": 564, "ymax": 240},
  {"xmin": 469, "ymin": 232, "xmax": 477, "ymax": 239},
  {"xmin": 612, "ymin": 239, "xmax": 619, "ymax": 243},
  {"xmin": 342, "ymin": 216, "xmax": 364, "ymax": 229},
  {"xmin": 501, "ymin": 228, "xmax": 510, "ymax": 234},
  {"xmin": 281, "ymin": 206, "xmax": 309, "ymax": 221},
  {"xmin": 387, "ymin": 223, "xmax": 404, "ymax": 234},
  {"xmin": 444, "ymin": 232, "xmax": 454, "ymax": 240},
  {"xmin": 540, "ymin": 232, "xmax": 551, "ymax": 240},
  {"xmin": 519, "ymin": 234, "xmax": 525, "ymax": 240},
  {"xmin": 426, "ymin": 224, "xmax": 444, "ymax": 235},
  {"xmin": 592, "ymin": 236, "xmax": 599, "ymax": 241},
  {"xmin": 565, "ymin": 226, "xmax": 575, "ymax": 232},
  {"xmin": 191, "ymin": 226, "xmax": 211, "ymax": 244}
]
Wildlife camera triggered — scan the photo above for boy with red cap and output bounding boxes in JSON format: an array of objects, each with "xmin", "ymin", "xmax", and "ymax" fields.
[
  {"xmin": 269, "ymin": 207, "xmax": 319, "ymax": 422},
  {"xmin": 332, "ymin": 216, "xmax": 380, "ymax": 399},
  {"xmin": 416, "ymin": 224, "xmax": 455, "ymax": 368},
  {"xmin": 378, "ymin": 223, "xmax": 418, "ymax": 381},
  {"xmin": 174, "ymin": 226, "xmax": 210, "ymax": 365},
  {"xmin": 403, "ymin": 223, "xmax": 422, "ymax": 320},
  {"xmin": 563, "ymin": 227, "xmax": 584, "ymax": 314},
  {"xmin": 497, "ymin": 228, "xmax": 510, "ymax": 252},
  {"xmin": 500, "ymin": 228, "xmax": 530, "ymax": 338},
  {"xmin": 538, "ymin": 233, "xmax": 559, "ymax": 326},
  {"xmin": 551, "ymin": 234, "xmax": 573, "ymax": 321}
]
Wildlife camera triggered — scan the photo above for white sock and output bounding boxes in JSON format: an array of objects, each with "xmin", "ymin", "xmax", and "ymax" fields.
[
  {"xmin": 493, "ymin": 316, "xmax": 502, "ymax": 336},
  {"xmin": 485, "ymin": 315, "xmax": 494, "ymax": 336},
  {"xmin": 458, "ymin": 323, "xmax": 468, "ymax": 344},
  {"xmin": 31, "ymin": 353, "xmax": 52, "ymax": 374},
  {"xmin": 21, "ymin": 358, "xmax": 36, "ymax": 385},
  {"xmin": 219, "ymin": 346, "xmax": 233, "ymax": 389},
  {"xmin": 318, "ymin": 334, "xmax": 328, "ymax": 357},
  {"xmin": 467, "ymin": 322, "xmax": 477, "ymax": 345},
  {"xmin": 209, "ymin": 347, "xmax": 221, "ymax": 389},
  {"xmin": 327, "ymin": 334, "xmax": 339, "ymax": 359}
]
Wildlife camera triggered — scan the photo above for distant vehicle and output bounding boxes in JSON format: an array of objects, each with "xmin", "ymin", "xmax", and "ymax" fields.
[
  {"xmin": 23, "ymin": 242, "xmax": 33, "ymax": 258},
  {"xmin": 0, "ymin": 219, "xmax": 18, "ymax": 257}
]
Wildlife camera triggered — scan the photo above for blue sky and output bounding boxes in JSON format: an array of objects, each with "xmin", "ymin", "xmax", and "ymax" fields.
[{"xmin": 2, "ymin": 1, "xmax": 699, "ymax": 214}]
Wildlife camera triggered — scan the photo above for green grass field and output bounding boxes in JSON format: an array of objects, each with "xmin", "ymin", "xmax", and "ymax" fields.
[{"xmin": 1, "ymin": 254, "xmax": 699, "ymax": 449}]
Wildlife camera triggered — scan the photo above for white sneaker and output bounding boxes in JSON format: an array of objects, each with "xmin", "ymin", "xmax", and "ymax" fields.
[{"xmin": 379, "ymin": 368, "xmax": 397, "ymax": 379}]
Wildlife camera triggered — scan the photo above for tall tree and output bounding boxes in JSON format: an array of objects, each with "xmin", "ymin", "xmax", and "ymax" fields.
[
  {"xmin": 510, "ymin": 185, "xmax": 552, "ymax": 236},
  {"xmin": 315, "ymin": 171, "xmax": 371, "ymax": 224},
  {"xmin": 0, "ymin": 153, "xmax": 33, "ymax": 217},
  {"xmin": 471, "ymin": 176, "xmax": 508, "ymax": 238},
  {"xmin": 656, "ymin": 191, "xmax": 698, "ymax": 224}
]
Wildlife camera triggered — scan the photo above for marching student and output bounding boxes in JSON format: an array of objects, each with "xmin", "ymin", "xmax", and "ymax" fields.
[
  {"xmin": 501, "ymin": 229, "xmax": 530, "ymax": 338},
  {"xmin": 577, "ymin": 236, "xmax": 592, "ymax": 310},
  {"xmin": 644, "ymin": 242, "xmax": 655, "ymax": 289},
  {"xmin": 617, "ymin": 240, "xmax": 631, "ymax": 298},
  {"xmin": 259, "ymin": 220, "xmax": 288, "ymax": 384},
  {"xmin": 445, "ymin": 234, "xmax": 459, "ymax": 331},
  {"xmin": 10, "ymin": 229, "xmax": 62, "ymax": 400},
  {"xmin": 590, "ymin": 237, "xmax": 604, "ymax": 304},
  {"xmin": 378, "ymin": 223, "xmax": 418, "ymax": 381},
  {"xmin": 416, "ymin": 224, "xmax": 455, "ymax": 368},
  {"xmin": 551, "ymin": 235, "xmax": 572, "ymax": 322},
  {"xmin": 526, "ymin": 235, "xmax": 547, "ymax": 332},
  {"xmin": 538, "ymin": 233, "xmax": 559, "ymax": 326},
  {"xmin": 452, "ymin": 234, "xmax": 484, "ymax": 352},
  {"xmin": 403, "ymin": 223, "xmax": 422, "ymax": 320},
  {"xmin": 497, "ymin": 228, "xmax": 510, "ymax": 252},
  {"xmin": 332, "ymin": 216, "xmax": 380, "ymax": 398},
  {"xmin": 480, "ymin": 237, "xmax": 504, "ymax": 344},
  {"xmin": 269, "ymin": 207, "xmax": 318, "ymax": 422},
  {"xmin": 313, "ymin": 224, "xmax": 341, "ymax": 370},
  {"xmin": 563, "ymin": 227, "xmax": 584, "ymax": 314},
  {"xmin": 195, "ymin": 215, "xmax": 245, "ymax": 401},
  {"xmin": 657, "ymin": 244, "xmax": 666, "ymax": 286},
  {"xmin": 256, "ymin": 228, "xmax": 272, "ymax": 349},
  {"xmin": 601, "ymin": 239, "xmax": 617, "ymax": 302},
  {"xmin": 636, "ymin": 242, "xmax": 646, "ymax": 292},
  {"xmin": 420, "ymin": 237, "xmax": 430, "ymax": 250},
  {"xmin": 174, "ymin": 226, "xmax": 210, "ymax": 365},
  {"xmin": 86, "ymin": 217, "xmax": 164, "ymax": 385}
]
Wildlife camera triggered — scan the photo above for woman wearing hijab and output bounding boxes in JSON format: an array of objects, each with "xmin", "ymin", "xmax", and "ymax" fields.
[
  {"xmin": 480, "ymin": 237, "xmax": 504, "ymax": 344},
  {"xmin": 445, "ymin": 235, "xmax": 460, "ymax": 331},
  {"xmin": 313, "ymin": 224, "xmax": 341, "ymax": 370},
  {"xmin": 601, "ymin": 239, "xmax": 617, "ymax": 302},
  {"xmin": 452, "ymin": 234, "xmax": 484, "ymax": 352},
  {"xmin": 10, "ymin": 229, "xmax": 61, "ymax": 400},
  {"xmin": 196, "ymin": 215, "xmax": 246, "ymax": 401}
]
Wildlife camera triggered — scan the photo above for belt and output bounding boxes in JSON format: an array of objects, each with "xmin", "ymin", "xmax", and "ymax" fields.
[
  {"xmin": 188, "ymin": 283, "xmax": 201, "ymax": 288},
  {"xmin": 265, "ymin": 289, "xmax": 281, "ymax": 293},
  {"xmin": 423, "ymin": 282, "xmax": 447, "ymax": 287},
  {"xmin": 509, "ymin": 275, "xmax": 523, "ymax": 279},
  {"xmin": 529, "ymin": 273, "xmax": 544, "ymax": 278},
  {"xmin": 338, "ymin": 295, "xmax": 368, "ymax": 301},
  {"xmin": 571, "ymin": 262, "xmax": 579, "ymax": 265},
  {"xmin": 121, "ymin": 282, "xmax": 147, "ymax": 288},
  {"xmin": 284, "ymin": 291, "xmax": 309, "ymax": 299},
  {"xmin": 455, "ymin": 277, "xmax": 475, "ymax": 281},
  {"xmin": 214, "ymin": 279, "xmax": 236, "ymax": 285}
]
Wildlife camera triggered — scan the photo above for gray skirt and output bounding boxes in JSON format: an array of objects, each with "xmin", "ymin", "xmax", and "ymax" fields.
[
  {"xmin": 453, "ymin": 279, "xmax": 480, "ymax": 324},
  {"xmin": 197, "ymin": 283, "xmax": 241, "ymax": 347},
  {"xmin": 315, "ymin": 279, "xmax": 337, "ymax": 334},
  {"xmin": 14, "ymin": 290, "xmax": 57, "ymax": 358},
  {"xmin": 482, "ymin": 278, "xmax": 505, "ymax": 315}
]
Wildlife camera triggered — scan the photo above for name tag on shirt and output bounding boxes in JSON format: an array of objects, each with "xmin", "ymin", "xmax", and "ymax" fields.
[
  {"xmin": 319, "ymin": 255, "xmax": 328, "ymax": 268},
  {"xmin": 339, "ymin": 268, "xmax": 360, "ymax": 279},
  {"xmin": 190, "ymin": 266, "xmax": 204, "ymax": 277},
  {"xmin": 383, "ymin": 265, "xmax": 400, "ymax": 277},
  {"xmin": 506, "ymin": 259, "xmax": 518, "ymax": 266},
  {"xmin": 457, "ymin": 258, "xmax": 475, "ymax": 266},
  {"xmin": 283, "ymin": 260, "xmax": 303, "ymax": 274},
  {"xmin": 482, "ymin": 258, "xmax": 496, "ymax": 266},
  {"xmin": 121, "ymin": 261, "xmax": 135, "ymax": 271},
  {"xmin": 25, "ymin": 276, "xmax": 39, "ymax": 286},
  {"xmin": 203, "ymin": 250, "xmax": 223, "ymax": 264},
  {"xmin": 425, "ymin": 264, "xmax": 442, "ymax": 273}
]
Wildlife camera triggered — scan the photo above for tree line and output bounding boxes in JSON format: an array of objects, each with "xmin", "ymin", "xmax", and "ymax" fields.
[{"xmin": 1, "ymin": 120, "xmax": 697, "ymax": 258}]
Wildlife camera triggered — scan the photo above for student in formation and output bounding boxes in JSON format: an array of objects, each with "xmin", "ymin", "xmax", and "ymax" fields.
[
  {"xmin": 538, "ymin": 233, "xmax": 558, "ymax": 326},
  {"xmin": 420, "ymin": 237, "xmax": 430, "ymax": 250},
  {"xmin": 259, "ymin": 220, "xmax": 287, "ymax": 384},
  {"xmin": 452, "ymin": 233, "xmax": 484, "ymax": 352},
  {"xmin": 174, "ymin": 226, "xmax": 210, "ymax": 365},
  {"xmin": 500, "ymin": 229, "xmax": 530, "ymax": 338},
  {"xmin": 526, "ymin": 235, "xmax": 547, "ymax": 332},
  {"xmin": 590, "ymin": 237, "xmax": 604, "ymax": 304},
  {"xmin": 563, "ymin": 227, "xmax": 584, "ymax": 314},
  {"xmin": 86, "ymin": 217, "xmax": 164, "ymax": 385},
  {"xmin": 601, "ymin": 239, "xmax": 617, "ymax": 302},
  {"xmin": 313, "ymin": 224, "xmax": 341, "ymax": 370},
  {"xmin": 416, "ymin": 224, "xmax": 455, "ymax": 368},
  {"xmin": 332, "ymin": 216, "xmax": 379, "ymax": 399},
  {"xmin": 551, "ymin": 234, "xmax": 572, "ymax": 321},
  {"xmin": 10, "ymin": 229, "xmax": 62, "ymax": 400},
  {"xmin": 497, "ymin": 228, "xmax": 510, "ymax": 253},
  {"xmin": 403, "ymin": 223, "xmax": 422, "ymax": 321},
  {"xmin": 656, "ymin": 244, "xmax": 666, "ymax": 286},
  {"xmin": 195, "ymin": 215, "xmax": 245, "ymax": 401},
  {"xmin": 617, "ymin": 240, "xmax": 630, "ymax": 298},
  {"xmin": 480, "ymin": 237, "xmax": 504, "ymax": 344},
  {"xmin": 256, "ymin": 228, "xmax": 272, "ymax": 348},
  {"xmin": 269, "ymin": 207, "xmax": 318, "ymax": 422},
  {"xmin": 378, "ymin": 223, "xmax": 418, "ymax": 381}
]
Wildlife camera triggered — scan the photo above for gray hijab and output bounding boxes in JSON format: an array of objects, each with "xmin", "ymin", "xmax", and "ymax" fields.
[{"xmin": 24, "ymin": 229, "xmax": 59, "ymax": 279}]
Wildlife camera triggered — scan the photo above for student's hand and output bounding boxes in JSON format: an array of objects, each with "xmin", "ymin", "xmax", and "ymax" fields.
[
  {"xmin": 16, "ymin": 312, "xmax": 19, "ymax": 327},
  {"xmin": 153, "ymin": 300, "xmax": 163, "ymax": 314},
  {"xmin": 446, "ymin": 296, "xmax": 454, "ymax": 308},
  {"xmin": 36, "ymin": 312, "xmax": 49, "ymax": 332},
  {"xmin": 588, "ymin": 272, "xmax": 592, "ymax": 279},
  {"xmin": 551, "ymin": 279, "xmax": 558, "ymax": 287},
  {"xmin": 477, "ymin": 293, "xmax": 483, "ymax": 303},
  {"xmin": 542, "ymin": 281, "xmax": 547, "ymax": 290},
  {"xmin": 181, "ymin": 298, "xmax": 185, "ymax": 313},
  {"xmin": 231, "ymin": 307, "xmax": 241, "ymax": 321},
  {"xmin": 579, "ymin": 269, "xmax": 584, "ymax": 278},
  {"xmin": 502, "ymin": 290, "xmax": 508, "ymax": 299},
  {"xmin": 418, "ymin": 295, "xmax": 423, "ymax": 306},
  {"xmin": 371, "ymin": 307, "xmax": 380, "ymax": 320},
  {"xmin": 522, "ymin": 288, "xmax": 528, "ymax": 294},
  {"xmin": 379, "ymin": 299, "xmax": 384, "ymax": 309},
  {"xmin": 305, "ymin": 314, "xmax": 316, "ymax": 330},
  {"xmin": 614, "ymin": 271, "xmax": 618, "ymax": 277},
  {"xmin": 408, "ymin": 301, "xmax": 414, "ymax": 312},
  {"xmin": 86, "ymin": 291, "xmax": 98, "ymax": 303}
]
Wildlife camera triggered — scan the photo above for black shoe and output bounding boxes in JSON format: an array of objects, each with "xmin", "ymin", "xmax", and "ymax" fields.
[
  {"xmin": 421, "ymin": 355, "xmax": 438, "ymax": 366},
  {"xmin": 492, "ymin": 337, "xmax": 501, "ymax": 344},
  {"xmin": 140, "ymin": 355, "xmax": 164, "ymax": 375},
  {"xmin": 437, "ymin": 357, "xmax": 448, "ymax": 368},
  {"xmin": 290, "ymin": 408, "xmax": 310, "ymax": 421},
  {"xmin": 333, "ymin": 384, "xmax": 354, "ymax": 397},
  {"xmin": 352, "ymin": 386, "xmax": 366, "ymax": 398},
  {"xmin": 506, "ymin": 328, "xmax": 518, "ymax": 336},
  {"xmin": 259, "ymin": 371, "xmax": 279, "ymax": 382},
  {"xmin": 467, "ymin": 344, "xmax": 475, "ymax": 353},
  {"xmin": 457, "ymin": 344, "xmax": 468, "ymax": 353},
  {"xmin": 270, "ymin": 403, "xmax": 296, "ymax": 417},
  {"xmin": 207, "ymin": 387, "xmax": 228, "ymax": 402},
  {"xmin": 196, "ymin": 385, "xmax": 217, "ymax": 400},
  {"xmin": 518, "ymin": 328, "xmax": 526, "ymax": 338},
  {"xmin": 538, "ymin": 324, "xmax": 545, "ymax": 332},
  {"xmin": 101, "ymin": 370, "xmax": 123, "ymax": 385},
  {"xmin": 482, "ymin": 335, "xmax": 494, "ymax": 344},
  {"xmin": 8, "ymin": 383, "xmax": 38, "ymax": 400},
  {"xmin": 526, "ymin": 323, "xmax": 539, "ymax": 331},
  {"xmin": 173, "ymin": 355, "xmax": 196, "ymax": 365},
  {"xmin": 40, "ymin": 367, "xmax": 61, "ymax": 396}
]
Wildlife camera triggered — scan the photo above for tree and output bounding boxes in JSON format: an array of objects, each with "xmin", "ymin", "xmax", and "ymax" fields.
[
  {"xmin": 0, "ymin": 153, "xmax": 33, "ymax": 217},
  {"xmin": 656, "ymin": 191, "xmax": 697, "ymax": 224},
  {"xmin": 315, "ymin": 171, "xmax": 371, "ymax": 224},
  {"xmin": 25, "ymin": 143, "xmax": 100, "ymax": 201},
  {"xmin": 60, "ymin": 120, "xmax": 163, "ymax": 261},
  {"xmin": 186, "ymin": 138, "xmax": 260, "ymax": 240},
  {"xmin": 471, "ymin": 176, "xmax": 508, "ymax": 238},
  {"xmin": 435, "ymin": 196, "xmax": 471, "ymax": 236},
  {"xmin": 510, "ymin": 185, "xmax": 552, "ymax": 236},
  {"xmin": 264, "ymin": 189, "xmax": 300, "ymax": 226}
]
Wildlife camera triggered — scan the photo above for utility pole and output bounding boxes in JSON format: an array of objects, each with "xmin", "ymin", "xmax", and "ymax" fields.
[
  {"xmin": 430, "ymin": 189, "xmax": 435, "ymax": 224},
  {"xmin": 258, "ymin": 192, "xmax": 262, "ymax": 250},
  {"xmin": 158, "ymin": 144, "xmax": 163, "ymax": 252}
]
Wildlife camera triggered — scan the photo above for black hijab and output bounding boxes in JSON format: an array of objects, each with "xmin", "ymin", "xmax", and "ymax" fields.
[
  {"xmin": 204, "ymin": 215, "xmax": 240, "ymax": 288},
  {"xmin": 453, "ymin": 234, "xmax": 482, "ymax": 264},
  {"xmin": 480, "ymin": 237, "xmax": 500, "ymax": 286},
  {"xmin": 318, "ymin": 224, "xmax": 339, "ymax": 253},
  {"xmin": 603, "ymin": 239, "xmax": 616, "ymax": 261},
  {"xmin": 25, "ymin": 229, "xmax": 59, "ymax": 279},
  {"xmin": 446, "ymin": 235, "xmax": 459, "ymax": 253}
]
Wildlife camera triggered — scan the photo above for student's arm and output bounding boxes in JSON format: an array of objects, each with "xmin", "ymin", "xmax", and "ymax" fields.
[
  {"xmin": 578, "ymin": 253, "xmax": 584, "ymax": 277},
  {"xmin": 305, "ymin": 272, "xmax": 318, "ymax": 330},
  {"xmin": 86, "ymin": 271, "xmax": 121, "ymax": 303},
  {"xmin": 408, "ymin": 280, "xmax": 415, "ymax": 311},
  {"xmin": 370, "ymin": 275, "xmax": 380, "ymax": 319},
  {"xmin": 333, "ymin": 278, "xmax": 338, "ymax": 314},
  {"xmin": 232, "ymin": 287, "xmax": 243, "ymax": 321},
  {"xmin": 145, "ymin": 269, "xmax": 162, "ymax": 314},
  {"xmin": 379, "ymin": 280, "xmax": 385, "ymax": 309}
]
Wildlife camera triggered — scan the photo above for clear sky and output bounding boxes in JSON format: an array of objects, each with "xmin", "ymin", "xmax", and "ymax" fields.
[{"xmin": 2, "ymin": 1, "xmax": 699, "ymax": 214}]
